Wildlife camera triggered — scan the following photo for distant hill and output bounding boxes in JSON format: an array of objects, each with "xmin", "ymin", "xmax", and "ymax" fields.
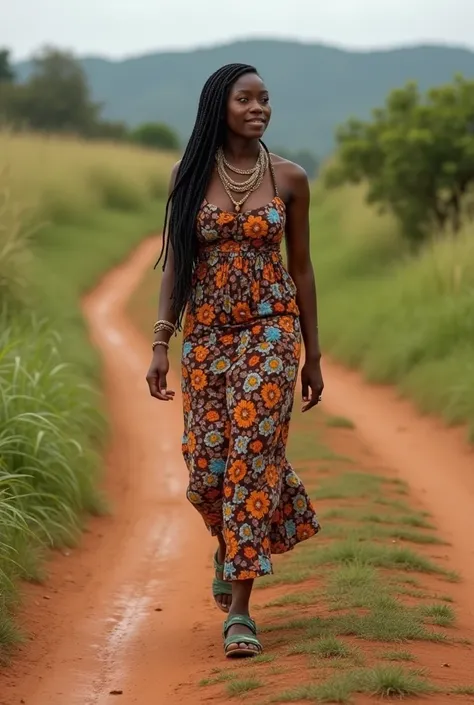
[{"xmin": 14, "ymin": 39, "xmax": 474, "ymax": 154}]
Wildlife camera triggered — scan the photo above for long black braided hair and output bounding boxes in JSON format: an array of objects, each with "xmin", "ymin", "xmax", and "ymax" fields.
[{"xmin": 156, "ymin": 63, "xmax": 265, "ymax": 329}]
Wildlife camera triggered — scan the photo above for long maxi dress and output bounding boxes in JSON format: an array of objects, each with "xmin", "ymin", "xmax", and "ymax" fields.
[{"xmin": 181, "ymin": 174, "xmax": 320, "ymax": 581}]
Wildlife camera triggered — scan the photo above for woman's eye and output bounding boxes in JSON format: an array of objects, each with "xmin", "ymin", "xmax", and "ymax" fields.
[{"xmin": 238, "ymin": 97, "xmax": 248, "ymax": 103}]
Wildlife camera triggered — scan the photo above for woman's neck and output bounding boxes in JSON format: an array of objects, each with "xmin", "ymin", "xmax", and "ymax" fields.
[{"xmin": 222, "ymin": 137, "xmax": 261, "ymax": 165}]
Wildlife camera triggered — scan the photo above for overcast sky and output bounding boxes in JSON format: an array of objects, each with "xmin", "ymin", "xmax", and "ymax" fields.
[{"xmin": 3, "ymin": 0, "xmax": 473, "ymax": 61}]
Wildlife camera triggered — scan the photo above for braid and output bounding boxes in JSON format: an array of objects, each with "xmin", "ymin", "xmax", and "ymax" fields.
[{"xmin": 155, "ymin": 63, "xmax": 259, "ymax": 329}]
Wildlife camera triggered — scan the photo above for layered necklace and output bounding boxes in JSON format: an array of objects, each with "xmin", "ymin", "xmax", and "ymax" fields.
[{"xmin": 215, "ymin": 145, "xmax": 269, "ymax": 212}]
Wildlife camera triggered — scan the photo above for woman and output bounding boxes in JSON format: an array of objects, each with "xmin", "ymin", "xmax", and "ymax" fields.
[{"xmin": 146, "ymin": 63, "xmax": 323, "ymax": 658}]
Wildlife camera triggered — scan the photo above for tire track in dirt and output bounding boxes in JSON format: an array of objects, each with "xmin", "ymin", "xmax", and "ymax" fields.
[{"xmin": 1, "ymin": 235, "xmax": 474, "ymax": 704}]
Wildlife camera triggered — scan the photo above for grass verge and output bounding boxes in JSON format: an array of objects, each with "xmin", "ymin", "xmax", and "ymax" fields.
[
  {"xmin": 310, "ymin": 179, "xmax": 474, "ymax": 441},
  {"xmin": 0, "ymin": 130, "xmax": 174, "ymax": 659}
]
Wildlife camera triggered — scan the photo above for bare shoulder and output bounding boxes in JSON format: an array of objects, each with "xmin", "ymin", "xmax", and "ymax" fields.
[
  {"xmin": 269, "ymin": 153, "xmax": 309, "ymax": 196},
  {"xmin": 168, "ymin": 159, "xmax": 182, "ymax": 193}
]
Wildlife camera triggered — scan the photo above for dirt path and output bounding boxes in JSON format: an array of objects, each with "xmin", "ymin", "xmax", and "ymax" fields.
[
  {"xmin": 1, "ymin": 236, "xmax": 474, "ymax": 704},
  {"xmin": 321, "ymin": 361, "xmax": 474, "ymax": 621}
]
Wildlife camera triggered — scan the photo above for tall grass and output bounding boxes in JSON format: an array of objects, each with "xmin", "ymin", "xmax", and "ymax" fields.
[
  {"xmin": 312, "ymin": 179, "xmax": 474, "ymax": 439},
  {"xmin": 0, "ymin": 130, "xmax": 174, "ymax": 657}
]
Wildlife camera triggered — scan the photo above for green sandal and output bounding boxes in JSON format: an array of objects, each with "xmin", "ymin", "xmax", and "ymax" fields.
[
  {"xmin": 223, "ymin": 615, "xmax": 263, "ymax": 658},
  {"xmin": 212, "ymin": 550, "xmax": 232, "ymax": 613}
]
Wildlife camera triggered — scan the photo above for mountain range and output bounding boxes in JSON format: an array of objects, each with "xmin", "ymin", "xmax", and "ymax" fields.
[{"xmin": 14, "ymin": 39, "xmax": 474, "ymax": 154}]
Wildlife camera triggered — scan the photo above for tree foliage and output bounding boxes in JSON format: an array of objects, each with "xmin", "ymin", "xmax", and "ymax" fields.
[
  {"xmin": 131, "ymin": 122, "xmax": 180, "ymax": 151},
  {"xmin": 21, "ymin": 47, "xmax": 101, "ymax": 134},
  {"xmin": 0, "ymin": 49, "xmax": 14, "ymax": 83},
  {"xmin": 326, "ymin": 75, "xmax": 474, "ymax": 241},
  {"xmin": 0, "ymin": 46, "xmax": 180, "ymax": 153}
]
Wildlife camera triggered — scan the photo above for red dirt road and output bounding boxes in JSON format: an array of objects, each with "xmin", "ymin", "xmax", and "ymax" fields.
[{"xmin": 1, "ymin": 236, "xmax": 474, "ymax": 704}]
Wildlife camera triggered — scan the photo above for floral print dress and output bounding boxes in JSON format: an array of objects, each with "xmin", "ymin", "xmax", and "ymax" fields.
[{"xmin": 181, "ymin": 180, "xmax": 320, "ymax": 581}]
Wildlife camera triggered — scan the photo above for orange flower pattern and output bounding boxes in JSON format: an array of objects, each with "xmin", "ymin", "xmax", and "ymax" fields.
[{"xmin": 182, "ymin": 196, "xmax": 320, "ymax": 580}]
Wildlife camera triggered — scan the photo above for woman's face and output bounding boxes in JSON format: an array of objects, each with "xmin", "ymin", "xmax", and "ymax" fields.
[{"xmin": 226, "ymin": 73, "xmax": 272, "ymax": 140}]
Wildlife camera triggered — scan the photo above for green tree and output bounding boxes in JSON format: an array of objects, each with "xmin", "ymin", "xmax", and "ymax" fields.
[
  {"xmin": 0, "ymin": 49, "xmax": 14, "ymax": 84},
  {"xmin": 132, "ymin": 122, "xmax": 180, "ymax": 151},
  {"xmin": 326, "ymin": 75, "xmax": 474, "ymax": 241},
  {"xmin": 21, "ymin": 47, "xmax": 100, "ymax": 134}
]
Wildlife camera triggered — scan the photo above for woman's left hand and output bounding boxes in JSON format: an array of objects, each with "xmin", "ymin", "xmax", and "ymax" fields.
[{"xmin": 301, "ymin": 357, "xmax": 324, "ymax": 412}]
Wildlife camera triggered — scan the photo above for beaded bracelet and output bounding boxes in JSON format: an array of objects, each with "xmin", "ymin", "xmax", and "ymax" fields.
[
  {"xmin": 153, "ymin": 319, "xmax": 175, "ymax": 335},
  {"xmin": 152, "ymin": 340, "xmax": 169, "ymax": 351}
]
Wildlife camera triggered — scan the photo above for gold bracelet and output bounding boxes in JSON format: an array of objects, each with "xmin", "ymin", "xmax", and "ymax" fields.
[
  {"xmin": 153, "ymin": 319, "xmax": 175, "ymax": 334},
  {"xmin": 152, "ymin": 340, "xmax": 169, "ymax": 351}
]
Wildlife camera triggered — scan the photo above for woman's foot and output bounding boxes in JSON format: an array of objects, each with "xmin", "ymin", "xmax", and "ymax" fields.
[
  {"xmin": 223, "ymin": 613, "xmax": 262, "ymax": 657},
  {"xmin": 213, "ymin": 543, "xmax": 232, "ymax": 612}
]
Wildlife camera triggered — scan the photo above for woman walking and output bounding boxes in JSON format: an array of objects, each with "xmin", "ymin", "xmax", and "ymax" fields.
[{"xmin": 146, "ymin": 63, "xmax": 323, "ymax": 658}]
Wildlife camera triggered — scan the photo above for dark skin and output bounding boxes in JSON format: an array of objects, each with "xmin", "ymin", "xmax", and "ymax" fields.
[{"xmin": 146, "ymin": 73, "xmax": 323, "ymax": 653}]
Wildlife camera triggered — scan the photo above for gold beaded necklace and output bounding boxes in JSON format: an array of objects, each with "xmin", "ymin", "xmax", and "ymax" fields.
[{"xmin": 215, "ymin": 146, "xmax": 269, "ymax": 212}]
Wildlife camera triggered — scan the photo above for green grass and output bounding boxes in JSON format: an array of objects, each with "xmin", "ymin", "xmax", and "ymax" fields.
[
  {"xmin": 226, "ymin": 678, "xmax": 264, "ymax": 696},
  {"xmin": 419, "ymin": 603, "xmax": 456, "ymax": 627},
  {"xmin": 315, "ymin": 472, "xmax": 382, "ymax": 500},
  {"xmin": 325, "ymin": 415, "xmax": 355, "ymax": 430},
  {"xmin": 450, "ymin": 685, "xmax": 474, "ymax": 696},
  {"xmin": 290, "ymin": 636, "xmax": 362, "ymax": 664},
  {"xmin": 199, "ymin": 671, "xmax": 236, "ymax": 686},
  {"xmin": 275, "ymin": 665, "xmax": 435, "ymax": 703},
  {"xmin": 299, "ymin": 540, "xmax": 458, "ymax": 581},
  {"xmin": 380, "ymin": 650, "xmax": 416, "ymax": 663},
  {"xmin": 0, "ymin": 134, "xmax": 172, "ymax": 658},
  {"xmin": 311, "ymin": 179, "xmax": 474, "ymax": 441}
]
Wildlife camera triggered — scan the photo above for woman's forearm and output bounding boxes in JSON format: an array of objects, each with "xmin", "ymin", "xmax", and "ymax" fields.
[
  {"xmin": 154, "ymin": 258, "xmax": 177, "ymax": 344},
  {"xmin": 291, "ymin": 263, "xmax": 321, "ymax": 361}
]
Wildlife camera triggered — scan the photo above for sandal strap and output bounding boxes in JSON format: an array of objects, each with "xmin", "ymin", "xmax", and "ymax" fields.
[
  {"xmin": 212, "ymin": 577, "xmax": 232, "ymax": 597},
  {"xmin": 223, "ymin": 614, "xmax": 257, "ymax": 637},
  {"xmin": 224, "ymin": 634, "xmax": 262, "ymax": 651},
  {"xmin": 214, "ymin": 549, "xmax": 224, "ymax": 571}
]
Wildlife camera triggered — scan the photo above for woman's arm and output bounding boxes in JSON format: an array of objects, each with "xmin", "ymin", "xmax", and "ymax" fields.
[
  {"xmin": 285, "ymin": 164, "xmax": 324, "ymax": 411},
  {"xmin": 146, "ymin": 161, "xmax": 180, "ymax": 401}
]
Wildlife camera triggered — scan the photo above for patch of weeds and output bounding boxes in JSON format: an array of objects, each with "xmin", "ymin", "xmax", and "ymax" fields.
[
  {"xmin": 275, "ymin": 680, "xmax": 350, "ymax": 704},
  {"xmin": 397, "ymin": 515, "xmax": 436, "ymax": 529},
  {"xmin": 419, "ymin": 603, "xmax": 455, "ymax": 627},
  {"xmin": 316, "ymin": 472, "xmax": 382, "ymax": 500},
  {"xmin": 380, "ymin": 650, "xmax": 416, "ymax": 662},
  {"xmin": 322, "ymin": 523, "xmax": 445, "ymax": 546},
  {"xmin": 199, "ymin": 670, "xmax": 236, "ymax": 686},
  {"xmin": 325, "ymin": 415, "xmax": 355, "ymax": 430},
  {"xmin": 256, "ymin": 568, "xmax": 312, "ymax": 589},
  {"xmin": 326, "ymin": 563, "xmax": 384, "ymax": 611},
  {"xmin": 450, "ymin": 686, "xmax": 474, "ymax": 696},
  {"xmin": 306, "ymin": 540, "xmax": 458, "ymax": 581},
  {"xmin": 440, "ymin": 594, "xmax": 454, "ymax": 603},
  {"xmin": 245, "ymin": 653, "xmax": 275, "ymax": 665},
  {"xmin": 322, "ymin": 507, "xmax": 435, "ymax": 530},
  {"xmin": 291, "ymin": 636, "xmax": 362, "ymax": 664},
  {"xmin": 331, "ymin": 603, "xmax": 447, "ymax": 643},
  {"xmin": 275, "ymin": 666, "xmax": 435, "ymax": 703},
  {"xmin": 226, "ymin": 677, "xmax": 263, "ymax": 697},
  {"xmin": 264, "ymin": 590, "xmax": 322, "ymax": 608},
  {"xmin": 375, "ymin": 497, "xmax": 429, "ymax": 514},
  {"xmin": 361, "ymin": 665, "xmax": 436, "ymax": 698}
]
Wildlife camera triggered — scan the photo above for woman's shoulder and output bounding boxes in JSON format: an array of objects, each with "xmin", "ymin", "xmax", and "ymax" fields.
[{"xmin": 269, "ymin": 153, "xmax": 309, "ymax": 195}]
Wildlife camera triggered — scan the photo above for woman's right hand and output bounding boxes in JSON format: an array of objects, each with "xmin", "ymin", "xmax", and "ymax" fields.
[{"xmin": 146, "ymin": 348, "xmax": 175, "ymax": 401}]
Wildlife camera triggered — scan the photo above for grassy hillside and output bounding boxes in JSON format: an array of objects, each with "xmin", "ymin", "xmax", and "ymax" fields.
[
  {"xmin": 311, "ymin": 180, "xmax": 474, "ymax": 440},
  {"xmin": 0, "ymin": 131, "xmax": 174, "ymax": 656},
  {"xmin": 14, "ymin": 39, "xmax": 474, "ymax": 154}
]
